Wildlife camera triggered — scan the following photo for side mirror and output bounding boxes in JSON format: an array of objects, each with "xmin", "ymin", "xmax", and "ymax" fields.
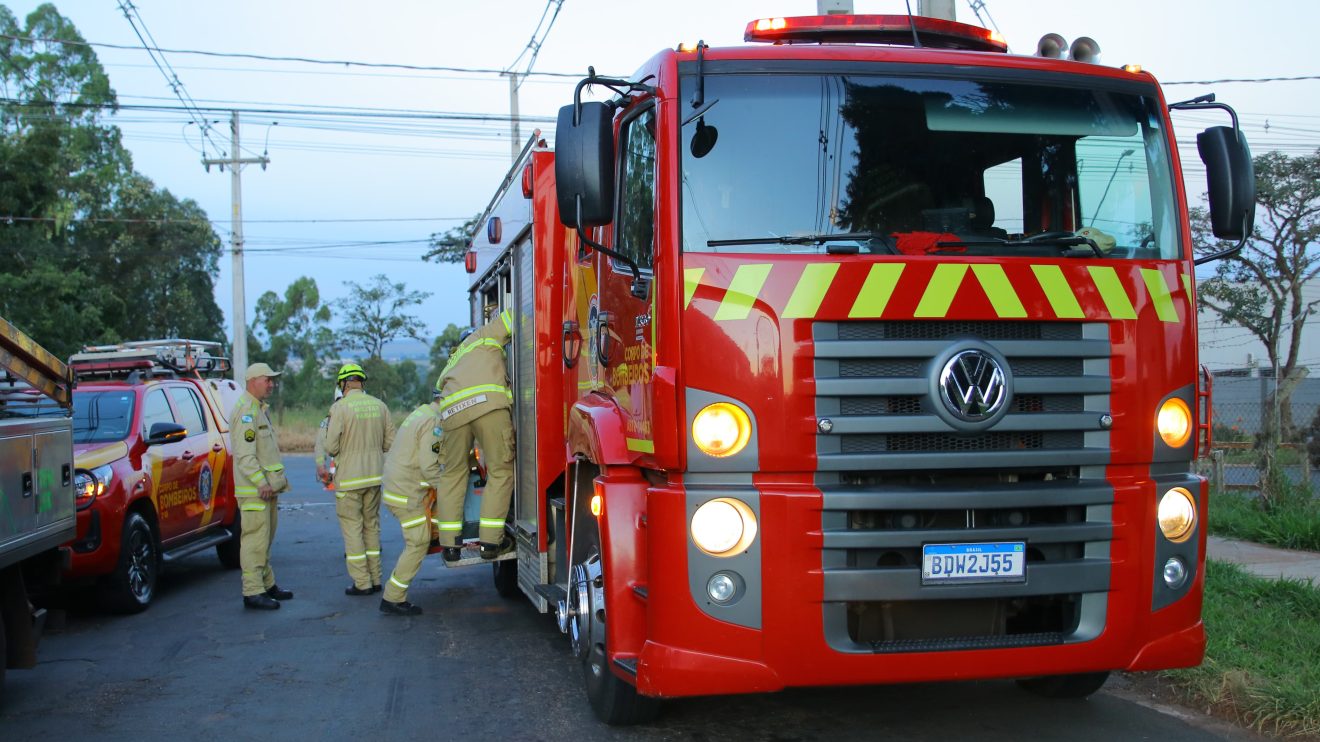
[
  {"xmin": 555, "ymin": 101, "xmax": 615, "ymax": 229},
  {"xmin": 145, "ymin": 422, "xmax": 187, "ymax": 446},
  {"xmin": 1198, "ymin": 126, "xmax": 1255, "ymax": 241}
]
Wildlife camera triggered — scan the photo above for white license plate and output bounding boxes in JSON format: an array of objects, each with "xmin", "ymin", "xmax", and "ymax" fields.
[{"xmin": 922, "ymin": 542, "xmax": 1026, "ymax": 585}]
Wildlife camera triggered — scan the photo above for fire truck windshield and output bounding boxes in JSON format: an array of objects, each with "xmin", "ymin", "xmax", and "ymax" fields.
[{"xmin": 680, "ymin": 71, "xmax": 1180, "ymax": 260}]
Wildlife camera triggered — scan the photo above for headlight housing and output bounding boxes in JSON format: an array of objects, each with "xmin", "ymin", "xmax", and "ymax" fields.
[
  {"xmin": 691, "ymin": 402, "xmax": 752, "ymax": 458},
  {"xmin": 1158, "ymin": 487, "xmax": 1196, "ymax": 543},
  {"xmin": 1157, "ymin": 397, "xmax": 1192, "ymax": 448},
  {"xmin": 74, "ymin": 464, "xmax": 113, "ymax": 510},
  {"xmin": 690, "ymin": 497, "xmax": 758, "ymax": 556}
]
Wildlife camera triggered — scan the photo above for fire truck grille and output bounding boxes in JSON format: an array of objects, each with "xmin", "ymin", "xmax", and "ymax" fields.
[
  {"xmin": 817, "ymin": 481, "xmax": 1113, "ymax": 653},
  {"xmin": 813, "ymin": 320, "xmax": 1111, "ymax": 473}
]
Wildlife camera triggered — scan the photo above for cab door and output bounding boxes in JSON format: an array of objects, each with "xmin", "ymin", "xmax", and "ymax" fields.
[
  {"xmin": 595, "ymin": 101, "xmax": 658, "ymax": 459},
  {"xmin": 165, "ymin": 383, "xmax": 222, "ymax": 535},
  {"xmin": 139, "ymin": 386, "xmax": 188, "ymax": 541}
]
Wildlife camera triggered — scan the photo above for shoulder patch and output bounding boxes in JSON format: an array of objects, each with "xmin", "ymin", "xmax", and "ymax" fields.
[
  {"xmin": 244, "ymin": 429, "xmax": 256, "ymax": 442},
  {"xmin": 241, "ymin": 414, "xmax": 254, "ymax": 424},
  {"xmin": 433, "ymin": 426, "xmax": 442, "ymax": 437}
]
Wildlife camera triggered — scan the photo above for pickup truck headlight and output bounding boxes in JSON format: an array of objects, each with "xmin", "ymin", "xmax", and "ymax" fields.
[
  {"xmin": 74, "ymin": 464, "xmax": 113, "ymax": 510},
  {"xmin": 690, "ymin": 497, "xmax": 758, "ymax": 556}
]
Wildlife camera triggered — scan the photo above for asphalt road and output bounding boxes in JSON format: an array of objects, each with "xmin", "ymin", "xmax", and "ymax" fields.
[{"xmin": 1, "ymin": 454, "xmax": 1263, "ymax": 741}]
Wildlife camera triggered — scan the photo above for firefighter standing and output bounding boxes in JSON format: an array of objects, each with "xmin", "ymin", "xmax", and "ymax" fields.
[
  {"xmin": 230, "ymin": 362, "xmax": 294, "ymax": 611},
  {"xmin": 378, "ymin": 392, "xmax": 445, "ymax": 616},
  {"xmin": 324, "ymin": 364, "xmax": 394, "ymax": 596},
  {"xmin": 435, "ymin": 309, "xmax": 515, "ymax": 560}
]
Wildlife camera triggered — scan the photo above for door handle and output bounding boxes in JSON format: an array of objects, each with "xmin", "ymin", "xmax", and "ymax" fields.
[
  {"xmin": 212, "ymin": 443, "xmax": 223, "ymax": 453},
  {"xmin": 181, "ymin": 451, "xmax": 195, "ymax": 461},
  {"xmin": 595, "ymin": 311, "xmax": 615, "ymax": 366},
  {"xmin": 562, "ymin": 320, "xmax": 582, "ymax": 369}
]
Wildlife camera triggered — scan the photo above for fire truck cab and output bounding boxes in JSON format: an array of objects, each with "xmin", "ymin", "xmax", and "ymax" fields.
[{"xmin": 462, "ymin": 13, "xmax": 1254, "ymax": 724}]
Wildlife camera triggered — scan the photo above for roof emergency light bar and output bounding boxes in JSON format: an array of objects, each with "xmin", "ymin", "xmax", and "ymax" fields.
[
  {"xmin": 744, "ymin": 14, "xmax": 1007, "ymax": 52},
  {"xmin": 70, "ymin": 339, "xmax": 232, "ymax": 380}
]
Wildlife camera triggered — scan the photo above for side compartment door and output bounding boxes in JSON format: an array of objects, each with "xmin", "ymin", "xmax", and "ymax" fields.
[{"xmin": 595, "ymin": 102, "xmax": 658, "ymax": 459}]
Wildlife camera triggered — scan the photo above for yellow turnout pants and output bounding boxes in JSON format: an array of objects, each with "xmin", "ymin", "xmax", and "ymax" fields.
[
  {"xmin": 336, "ymin": 485, "xmax": 383, "ymax": 589},
  {"xmin": 383, "ymin": 497, "xmax": 432, "ymax": 604},
  {"xmin": 238, "ymin": 496, "xmax": 278, "ymax": 596},
  {"xmin": 436, "ymin": 408, "xmax": 514, "ymax": 547}
]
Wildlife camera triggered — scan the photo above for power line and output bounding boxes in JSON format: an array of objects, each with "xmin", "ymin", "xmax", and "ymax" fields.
[
  {"xmin": 0, "ymin": 97, "xmax": 556, "ymax": 124},
  {"xmin": 1163, "ymin": 74, "xmax": 1320, "ymax": 86},
  {"xmin": 0, "ymin": 32, "xmax": 585, "ymax": 78}
]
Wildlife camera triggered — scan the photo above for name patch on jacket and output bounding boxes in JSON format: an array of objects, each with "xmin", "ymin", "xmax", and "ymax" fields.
[{"xmin": 441, "ymin": 394, "xmax": 486, "ymax": 420}]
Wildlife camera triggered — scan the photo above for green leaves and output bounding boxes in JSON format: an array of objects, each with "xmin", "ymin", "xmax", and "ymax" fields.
[{"xmin": 334, "ymin": 274, "xmax": 431, "ymax": 360}]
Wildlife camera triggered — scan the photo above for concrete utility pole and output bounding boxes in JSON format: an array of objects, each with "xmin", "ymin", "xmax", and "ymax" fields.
[
  {"xmin": 203, "ymin": 111, "xmax": 269, "ymax": 382},
  {"xmin": 918, "ymin": 0, "xmax": 957, "ymax": 20},
  {"xmin": 506, "ymin": 72, "xmax": 522, "ymax": 164}
]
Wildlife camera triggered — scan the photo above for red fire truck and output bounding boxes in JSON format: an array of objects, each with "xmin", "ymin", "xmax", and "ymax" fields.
[{"xmin": 461, "ymin": 13, "xmax": 1255, "ymax": 724}]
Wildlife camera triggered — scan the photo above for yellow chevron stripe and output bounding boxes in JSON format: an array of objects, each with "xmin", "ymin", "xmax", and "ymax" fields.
[
  {"xmin": 1030, "ymin": 265, "xmax": 1085, "ymax": 319},
  {"xmin": 782, "ymin": 263, "xmax": 839, "ymax": 319},
  {"xmin": 714, "ymin": 264, "xmax": 773, "ymax": 321},
  {"xmin": 626, "ymin": 438, "xmax": 654, "ymax": 453},
  {"xmin": 1141, "ymin": 268, "xmax": 1179, "ymax": 323},
  {"xmin": 848, "ymin": 264, "xmax": 905, "ymax": 318},
  {"xmin": 1182, "ymin": 273, "xmax": 1193, "ymax": 299},
  {"xmin": 971, "ymin": 264, "xmax": 1026, "ymax": 318},
  {"xmin": 1088, "ymin": 266, "xmax": 1137, "ymax": 319},
  {"xmin": 915, "ymin": 264, "xmax": 968, "ymax": 318},
  {"xmin": 684, "ymin": 268, "xmax": 705, "ymax": 309}
]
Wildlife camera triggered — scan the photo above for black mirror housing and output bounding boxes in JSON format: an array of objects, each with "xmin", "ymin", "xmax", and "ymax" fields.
[
  {"xmin": 1198, "ymin": 125, "xmax": 1256, "ymax": 241},
  {"xmin": 555, "ymin": 101, "xmax": 615, "ymax": 228},
  {"xmin": 146, "ymin": 421, "xmax": 187, "ymax": 446}
]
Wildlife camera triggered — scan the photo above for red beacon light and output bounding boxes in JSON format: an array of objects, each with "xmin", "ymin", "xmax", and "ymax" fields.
[{"xmin": 745, "ymin": 14, "xmax": 1007, "ymax": 53}]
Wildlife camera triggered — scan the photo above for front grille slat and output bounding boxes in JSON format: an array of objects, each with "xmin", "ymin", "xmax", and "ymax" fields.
[
  {"xmin": 822, "ymin": 522, "xmax": 1113, "ymax": 549},
  {"xmin": 823, "ymin": 559, "xmax": 1111, "ymax": 602}
]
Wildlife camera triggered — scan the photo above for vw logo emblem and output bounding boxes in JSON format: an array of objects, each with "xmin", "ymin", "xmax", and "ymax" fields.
[{"xmin": 939, "ymin": 349, "xmax": 1008, "ymax": 422}]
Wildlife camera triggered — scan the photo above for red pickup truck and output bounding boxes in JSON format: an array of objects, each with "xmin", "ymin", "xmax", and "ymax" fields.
[{"xmin": 67, "ymin": 341, "xmax": 243, "ymax": 612}]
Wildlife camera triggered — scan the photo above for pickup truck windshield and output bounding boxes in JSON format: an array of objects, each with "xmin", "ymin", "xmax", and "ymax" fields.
[
  {"xmin": 680, "ymin": 70, "xmax": 1179, "ymax": 259},
  {"xmin": 72, "ymin": 391, "xmax": 135, "ymax": 443}
]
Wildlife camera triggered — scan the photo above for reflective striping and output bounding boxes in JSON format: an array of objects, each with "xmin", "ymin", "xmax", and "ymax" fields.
[
  {"xmin": 240, "ymin": 502, "xmax": 267, "ymax": 511},
  {"xmin": 915, "ymin": 264, "xmax": 969, "ymax": 318},
  {"xmin": 263, "ymin": 464, "xmax": 284, "ymax": 472},
  {"xmin": 346, "ymin": 553, "xmax": 367, "ymax": 562},
  {"xmin": 400, "ymin": 516, "xmax": 429, "ymax": 529},
  {"xmin": 782, "ymin": 263, "xmax": 839, "ymax": 319},
  {"xmin": 390, "ymin": 575, "xmax": 409, "ymax": 589},
  {"xmin": 501, "ymin": 309, "xmax": 512, "ymax": 334},
  {"xmin": 1182, "ymin": 273, "xmax": 1193, "ymax": 299},
  {"xmin": 684, "ymin": 268, "xmax": 705, "ymax": 309},
  {"xmin": 382, "ymin": 492, "xmax": 410, "ymax": 505},
  {"xmin": 1088, "ymin": 266, "xmax": 1138, "ymax": 319},
  {"xmin": 971, "ymin": 264, "xmax": 1027, "ymax": 318},
  {"xmin": 366, "ymin": 550, "xmax": 380, "ymax": 556},
  {"xmin": 1031, "ymin": 264, "xmax": 1086, "ymax": 318},
  {"xmin": 626, "ymin": 438, "xmax": 654, "ymax": 453},
  {"xmin": 848, "ymin": 264, "xmax": 905, "ymax": 318},
  {"xmin": 438, "ymin": 521, "xmax": 462, "ymax": 531},
  {"xmin": 335, "ymin": 491, "xmax": 346, "ymax": 500},
  {"xmin": 714, "ymin": 263, "xmax": 773, "ymax": 321},
  {"xmin": 479, "ymin": 518, "xmax": 505, "ymax": 528},
  {"xmin": 339, "ymin": 476, "xmax": 382, "ymax": 488},
  {"xmin": 1141, "ymin": 268, "xmax": 1180, "ymax": 322},
  {"xmin": 440, "ymin": 383, "xmax": 511, "ymax": 411},
  {"xmin": 247, "ymin": 472, "xmax": 266, "ymax": 484},
  {"xmin": 235, "ymin": 486, "xmax": 258, "ymax": 495}
]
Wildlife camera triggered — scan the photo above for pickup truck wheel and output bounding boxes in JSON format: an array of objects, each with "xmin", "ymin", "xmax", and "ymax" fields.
[
  {"xmin": 1015, "ymin": 671, "xmax": 1110, "ymax": 699},
  {"xmin": 99, "ymin": 512, "xmax": 158, "ymax": 614},
  {"xmin": 492, "ymin": 557, "xmax": 519, "ymax": 599},
  {"xmin": 216, "ymin": 515, "xmax": 241, "ymax": 570},
  {"xmin": 569, "ymin": 546, "xmax": 659, "ymax": 725}
]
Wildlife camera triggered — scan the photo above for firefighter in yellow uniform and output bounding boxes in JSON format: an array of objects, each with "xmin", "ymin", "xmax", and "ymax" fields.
[
  {"xmin": 378, "ymin": 394, "xmax": 444, "ymax": 616},
  {"xmin": 230, "ymin": 362, "xmax": 294, "ymax": 611},
  {"xmin": 324, "ymin": 363, "xmax": 394, "ymax": 596},
  {"xmin": 435, "ymin": 309, "xmax": 515, "ymax": 560}
]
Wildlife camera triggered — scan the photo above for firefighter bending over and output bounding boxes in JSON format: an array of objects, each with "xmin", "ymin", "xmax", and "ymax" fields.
[
  {"xmin": 378, "ymin": 390, "xmax": 445, "ymax": 616},
  {"xmin": 435, "ymin": 310, "xmax": 515, "ymax": 561},
  {"xmin": 324, "ymin": 363, "xmax": 394, "ymax": 597},
  {"xmin": 230, "ymin": 362, "xmax": 295, "ymax": 611}
]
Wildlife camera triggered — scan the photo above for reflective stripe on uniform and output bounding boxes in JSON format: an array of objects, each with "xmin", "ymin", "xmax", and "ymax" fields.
[
  {"xmin": 263, "ymin": 464, "xmax": 284, "ymax": 472},
  {"xmin": 382, "ymin": 491, "xmax": 410, "ymax": 505},
  {"xmin": 346, "ymin": 553, "xmax": 367, "ymax": 562},
  {"xmin": 389, "ymin": 575, "xmax": 410, "ymax": 590},
  {"xmin": 400, "ymin": 515, "xmax": 429, "ymax": 529},
  {"xmin": 442, "ymin": 338, "xmax": 504, "ymax": 376},
  {"xmin": 240, "ymin": 501, "xmax": 267, "ymax": 511},
  {"xmin": 366, "ymin": 550, "xmax": 380, "ymax": 557},
  {"xmin": 500, "ymin": 309, "xmax": 512, "ymax": 334},
  {"xmin": 479, "ymin": 518, "xmax": 505, "ymax": 529},
  {"xmin": 247, "ymin": 471, "xmax": 267, "ymax": 484},
  {"xmin": 339, "ymin": 475, "xmax": 382, "ymax": 488},
  {"xmin": 440, "ymin": 383, "xmax": 511, "ymax": 411},
  {"xmin": 437, "ymin": 521, "xmax": 462, "ymax": 532},
  {"xmin": 235, "ymin": 485, "xmax": 258, "ymax": 496}
]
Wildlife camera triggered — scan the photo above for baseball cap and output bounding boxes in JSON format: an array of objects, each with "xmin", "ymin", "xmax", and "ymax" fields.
[{"xmin": 245, "ymin": 362, "xmax": 283, "ymax": 380}]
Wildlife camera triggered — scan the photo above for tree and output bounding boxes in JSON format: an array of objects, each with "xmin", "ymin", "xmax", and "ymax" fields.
[
  {"xmin": 1195, "ymin": 149, "xmax": 1320, "ymax": 445},
  {"xmin": 249, "ymin": 276, "xmax": 335, "ymax": 410},
  {"xmin": 423, "ymin": 213, "xmax": 482, "ymax": 263},
  {"xmin": 334, "ymin": 274, "xmax": 431, "ymax": 360},
  {"xmin": 427, "ymin": 323, "xmax": 465, "ymax": 385}
]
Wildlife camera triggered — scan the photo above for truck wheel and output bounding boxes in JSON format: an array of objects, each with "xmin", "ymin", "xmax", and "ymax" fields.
[
  {"xmin": 568, "ymin": 545, "xmax": 659, "ymax": 725},
  {"xmin": 216, "ymin": 515, "xmax": 241, "ymax": 570},
  {"xmin": 492, "ymin": 558, "xmax": 519, "ymax": 599},
  {"xmin": 1015, "ymin": 671, "xmax": 1110, "ymax": 699},
  {"xmin": 99, "ymin": 512, "xmax": 158, "ymax": 614}
]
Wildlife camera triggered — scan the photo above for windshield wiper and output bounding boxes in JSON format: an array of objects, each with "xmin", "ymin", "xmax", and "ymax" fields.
[
  {"xmin": 937, "ymin": 231, "xmax": 1104, "ymax": 257},
  {"xmin": 707, "ymin": 231, "xmax": 890, "ymax": 254}
]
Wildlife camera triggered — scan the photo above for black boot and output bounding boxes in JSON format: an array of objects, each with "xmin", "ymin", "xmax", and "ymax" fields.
[
  {"xmin": 379, "ymin": 599, "xmax": 422, "ymax": 616},
  {"xmin": 345, "ymin": 585, "xmax": 374, "ymax": 596},
  {"xmin": 265, "ymin": 585, "xmax": 293, "ymax": 600},
  {"xmin": 442, "ymin": 547, "xmax": 462, "ymax": 563},
  {"xmin": 244, "ymin": 593, "xmax": 280, "ymax": 610},
  {"xmin": 479, "ymin": 536, "xmax": 514, "ymax": 560}
]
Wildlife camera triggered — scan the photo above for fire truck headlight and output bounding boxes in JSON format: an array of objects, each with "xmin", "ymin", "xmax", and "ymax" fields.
[
  {"xmin": 1157, "ymin": 397, "xmax": 1192, "ymax": 448},
  {"xmin": 690, "ymin": 497, "xmax": 758, "ymax": 557},
  {"xmin": 1158, "ymin": 487, "xmax": 1197, "ymax": 543},
  {"xmin": 692, "ymin": 402, "xmax": 751, "ymax": 458}
]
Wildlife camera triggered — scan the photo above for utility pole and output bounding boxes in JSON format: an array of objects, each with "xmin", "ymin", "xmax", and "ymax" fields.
[
  {"xmin": 203, "ymin": 111, "xmax": 269, "ymax": 382},
  {"xmin": 506, "ymin": 71, "xmax": 522, "ymax": 164}
]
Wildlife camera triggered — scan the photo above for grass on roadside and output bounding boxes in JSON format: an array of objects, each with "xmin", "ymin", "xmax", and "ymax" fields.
[
  {"xmin": 1210, "ymin": 489, "xmax": 1320, "ymax": 552},
  {"xmin": 1159, "ymin": 561, "xmax": 1320, "ymax": 739}
]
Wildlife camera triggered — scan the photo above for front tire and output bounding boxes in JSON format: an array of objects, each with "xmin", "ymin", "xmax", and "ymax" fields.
[
  {"xmin": 492, "ymin": 558, "xmax": 519, "ymax": 599},
  {"xmin": 99, "ymin": 512, "xmax": 158, "ymax": 614},
  {"xmin": 1015, "ymin": 671, "xmax": 1111, "ymax": 699}
]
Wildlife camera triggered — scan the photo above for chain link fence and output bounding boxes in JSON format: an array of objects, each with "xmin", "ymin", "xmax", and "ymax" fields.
[{"xmin": 1202, "ymin": 375, "xmax": 1320, "ymax": 492}]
